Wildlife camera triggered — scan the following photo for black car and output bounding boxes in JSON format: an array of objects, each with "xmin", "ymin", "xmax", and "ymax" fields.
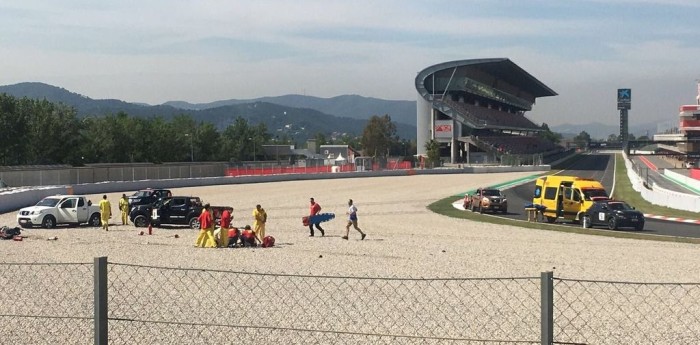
[
  {"xmin": 129, "ymin": 196, "xmax": 203, "ymax": 228},
  {"xmin": 128, "ymin": 189, "xmax": 172, "ymax": 210},
  {"xmin": 582, "ymin": 201, "xmax": 644, "ymax": 230}
]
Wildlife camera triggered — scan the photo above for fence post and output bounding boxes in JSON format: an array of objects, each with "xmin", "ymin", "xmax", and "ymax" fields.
[
  {"xmin": 541, "ymin": 271, "xmax": 554, "ymax": 345},
  {"xmin": 94, "ymin": 256, "xmax": 108, "ymax": 345}
]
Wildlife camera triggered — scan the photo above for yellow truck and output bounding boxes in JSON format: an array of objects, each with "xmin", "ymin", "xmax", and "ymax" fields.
[{"xmin": 532, "ymin": 175, "xmax": 608, "ymax": 223}]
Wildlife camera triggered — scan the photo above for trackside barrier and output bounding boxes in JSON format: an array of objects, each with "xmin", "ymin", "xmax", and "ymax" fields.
[
  {"xmin": 0, "ymin": 165, "xmax": 549, "ymax": 214},
  {"xmin": 0, "ymin": 186, "xmax": 69, "ymax": 214},
  {"xmin": 3, "ymin": 259, "xmax": 700, "ymax": 344},
  {"xmin": 623, "ymin": 151, "xmax": 700, "ymax": 212}
]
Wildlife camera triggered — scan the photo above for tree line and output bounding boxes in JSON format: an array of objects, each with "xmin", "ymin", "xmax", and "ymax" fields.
[{"xmin": 0, "ymin": 94, "xmax": 415, "ymax": 166}]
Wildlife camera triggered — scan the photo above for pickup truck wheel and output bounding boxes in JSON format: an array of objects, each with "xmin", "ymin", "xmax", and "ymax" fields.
[
  {"xmin": 88, "ymin": 213, "xmax": 101, "ymax": 227},
  {"xmin": 189, "ymin": 218, "xmax": 200, "ymax": 230},
  {"xmin": 42, "ymin": 215, "xmax": 56, "ymax": 229},
  {"xmin": 133, "ymin": 215, "xmax": 149, "ymax": 228}
]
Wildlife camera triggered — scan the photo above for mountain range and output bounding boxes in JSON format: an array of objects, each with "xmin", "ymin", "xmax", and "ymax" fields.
[
  {"xmin": 0, "ymin": 82, "xmax": 675, "ymax": 141},
  {"xmin": 0, "ymin": 82, "xmax": 417, "ymax": 141}
]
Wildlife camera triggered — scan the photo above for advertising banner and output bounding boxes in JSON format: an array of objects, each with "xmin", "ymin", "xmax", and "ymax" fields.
[{"xmin": 434, "ymin": 120, "xmax": 453, "ymax": 139}]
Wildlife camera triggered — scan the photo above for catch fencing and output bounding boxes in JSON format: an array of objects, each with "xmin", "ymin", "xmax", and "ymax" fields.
[
  {"xmin": 0, "ymin": 163, "xmax": 227, "ymax": 187},
  {"xmin": 1, "ymin": 259, "xmax": 699, "ymax": 344}
]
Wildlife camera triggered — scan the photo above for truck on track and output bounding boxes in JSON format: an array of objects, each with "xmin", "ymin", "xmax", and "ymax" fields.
[
  {"xmin": 17, "ymin": 195, "xmax": 102, "ymax": 229},
  {"xmin": 532, "ymin": 175, "xmax": 608, "ymax": 223},
  {"xmin": 468, "ymin": 188, "xmax": 508, "ymax": 214},
  {"xmin": 129, "ymin": 196, "xmax": 232, "ymax": 229}
]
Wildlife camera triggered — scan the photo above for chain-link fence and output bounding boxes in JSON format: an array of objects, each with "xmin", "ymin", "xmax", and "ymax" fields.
[
  {"xmin": 3, "ymin": 259, "xmax": 700, "ymax": 344},
  {"xmin": 106, "ymin": 263, "xmax": 541, "ymax": 344},
  {"xmin": 0, "ymin": 262, "xmax": 94, "ymax": 345},
  {"xmin": 553, "ymin": 278, "xmax": 700, "ymax": 345}
]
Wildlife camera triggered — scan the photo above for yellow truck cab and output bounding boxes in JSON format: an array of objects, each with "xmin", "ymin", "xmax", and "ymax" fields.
[{"xmin": 532, "ymin": 175, "xmax": 608, "ymax": 223}]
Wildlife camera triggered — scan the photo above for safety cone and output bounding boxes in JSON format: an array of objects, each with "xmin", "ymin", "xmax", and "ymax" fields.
[{"xmin": 148, "ymin": 223, "xmax": 153, "ymax": 235}]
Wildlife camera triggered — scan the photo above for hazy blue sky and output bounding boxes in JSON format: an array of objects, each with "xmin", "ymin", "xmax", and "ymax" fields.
[{"xmin": 1, "ymin": 0, "xmax": 698, "ymax": 127}]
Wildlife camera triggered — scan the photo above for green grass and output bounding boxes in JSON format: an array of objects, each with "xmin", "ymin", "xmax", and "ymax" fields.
[{"xmin": 427, "ymin": 153, "xmax": 700, "ymax": 244}]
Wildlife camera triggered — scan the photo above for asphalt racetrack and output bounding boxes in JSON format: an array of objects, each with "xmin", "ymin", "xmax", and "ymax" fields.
[{"xmin": 493, "ymin": 153, "xmax": 700, "ymax": 239}]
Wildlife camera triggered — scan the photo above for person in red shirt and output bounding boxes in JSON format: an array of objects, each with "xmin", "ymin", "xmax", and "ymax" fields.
[
  {"xmin": 308, "ymin": 197, "xmax": 325, "ymax": 237},
  {"xmin": 194, "ymin": 204, "xmax": 216, "ymax": 248},
  {"xmin": 227, "ymin": 227, "xmax": 241, "ymax": 247},
  {"xmin": 215, "ymin": 208, "xmax": 232, "ymax": 248},
  {"xmin": 241, "ymin": 225, "xmax": 257, "ymax": 247}
]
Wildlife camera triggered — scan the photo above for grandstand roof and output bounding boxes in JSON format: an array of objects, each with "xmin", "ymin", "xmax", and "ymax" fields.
[{"xmin": 415, "ymin": 58, "xmax": 557, "ymax": 99}]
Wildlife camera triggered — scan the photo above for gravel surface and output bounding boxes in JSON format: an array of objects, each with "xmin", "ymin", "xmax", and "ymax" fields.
[
  {"xmin": 2, "ymin": 172, "xmax": 699, "ymax": 280},
  {"xmin": 2, "ymin": 172, "xmax": 700, "ymax": 344}
]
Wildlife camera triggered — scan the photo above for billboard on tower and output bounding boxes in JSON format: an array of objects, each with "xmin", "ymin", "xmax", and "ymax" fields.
[{"xmin": 617, "ymin": 88, "xmax": 631, "ymax": 110}]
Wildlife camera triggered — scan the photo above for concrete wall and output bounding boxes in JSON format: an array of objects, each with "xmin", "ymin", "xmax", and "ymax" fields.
[
  {"xmin": 624, "ymin": 151, "xmax": 700, "ymax": 212},
  {"xmin": 0, "ymin": 165, "xmax": 550, "ymax": 215},
  {"xmin": 0, "ymin": 163, "xmax": 227, "ymax": 187}
]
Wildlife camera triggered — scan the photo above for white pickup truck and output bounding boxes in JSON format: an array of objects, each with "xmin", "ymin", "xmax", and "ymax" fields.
[{"xmin": 17, "ymin": 195, "xmax": 102, "ymax": 229}]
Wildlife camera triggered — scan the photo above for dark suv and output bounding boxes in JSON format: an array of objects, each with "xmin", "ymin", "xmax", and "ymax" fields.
[
  {"xmin": 582, "ymin": 200, "xmax": 644, "ymax": 230},
  {"xmin": 128, "ymin": 189, "xmax": 172, "ymax": 210}
]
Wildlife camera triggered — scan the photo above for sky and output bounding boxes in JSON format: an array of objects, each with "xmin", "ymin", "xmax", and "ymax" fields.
[{"xmin": 1, "ymin": 0, "xmax": 699, "ymax": 128}]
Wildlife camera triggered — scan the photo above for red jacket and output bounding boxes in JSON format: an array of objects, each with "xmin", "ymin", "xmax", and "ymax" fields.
[
  {"xmin": 228, "ymin": 228, "xmax": 239, "ymax": 238},
  {"xmin": 220, "ymin": 209, "xmax": 231, "ymax": 228},
  {"xmin": 242, "ymin": 229, "xmax": 255, "ymax": 240},
  {"xmin": 310, "ymin": 202, "xmax": 321, "ymax": 216},
  {"xmin": 198, "ymin": 209, "xmax": 213, "ymax": 229}
]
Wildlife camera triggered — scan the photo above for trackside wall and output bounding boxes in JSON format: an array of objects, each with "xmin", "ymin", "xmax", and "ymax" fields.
[{"xmin": 0, "ymin": 165, "xmax": 549, "ymax": 214}]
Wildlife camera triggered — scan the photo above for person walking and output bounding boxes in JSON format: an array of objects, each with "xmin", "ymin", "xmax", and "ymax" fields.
[
  {"xmin": 118, "ymin": 194, "xmax": 130, "ymax": 225},
  {"xmin": 98, "ymin": 195, "xmax": 112, "ymax": 231},
  {"xmin": 194, "ymin": 204, "xmax": 216, "ymax": 248},
  {"xmin": 308, "ymin": 197, "xmax": 325, "ymax": 237},
  {"xmin": 343, "ymin": 199, "xmax": 366, "ymax": 240},
  {"xmin": 252, "ymin": 204, "xmax": 267, "ymax": 244}
]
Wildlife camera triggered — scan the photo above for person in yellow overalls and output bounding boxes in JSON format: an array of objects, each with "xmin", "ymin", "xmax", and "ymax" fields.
[
  {"xmin": 118, "ymin": 194, "xmax": 130, "ymax": 225},
  {"xmin": 98, "ymin": 195, "xmax": 112, "ymax": 231},
  {"xmin": 252, "ymin": 204, "xmax": 267, "ymax": 244},
  {"xmin": 194, "ymin": 204, "xmax": 216, "ymax": 248}
]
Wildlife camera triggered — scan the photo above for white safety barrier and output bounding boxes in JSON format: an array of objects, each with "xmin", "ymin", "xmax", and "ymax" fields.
[
  {"xmin": 623, "ymin": 152, "xmax": 700, "ymax": 212},
  {"xmin": 663, "ymin": 169, "xmax": 700, "ymax": 194},
  {"xmin": 0, "ymin": 165, "xmax": 550, "ymax": 215}
]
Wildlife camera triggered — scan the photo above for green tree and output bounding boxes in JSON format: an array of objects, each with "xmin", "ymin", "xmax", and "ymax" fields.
[
  {"xmin": 573, "ymin": 131, "xmax": 591, "ymax": 148},
  {"xmin": 195, "ymin": 122, "xmax": 221, "ymax": 161},
  {"xmin": 0, "ymin": 94, "xmax": 30, "ymax": 165},
  {"xmin": 538, "ymin": 123, "xmax": 562, "ymax": 144},
  {"xmin": 220, "ymin": 117, "xmax": 257, "ymax": 162},
  {"xmin": 361, "ymin": 114, "xmax": 396, "ymax": 157},
  {"xmin": 425, "ymin": 139, "xmax": 440, "ymax": 168}
]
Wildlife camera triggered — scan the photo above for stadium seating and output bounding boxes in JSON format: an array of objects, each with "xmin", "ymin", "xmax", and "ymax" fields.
[
  {"xmin": 474, "ymin": 135, "xmax": 559, "ymax": 155},
  {"xmin": 442, "ymin": 99, "xmax": 540, "ymax": 130}
]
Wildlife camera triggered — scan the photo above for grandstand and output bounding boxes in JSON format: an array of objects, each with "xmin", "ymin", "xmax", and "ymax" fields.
[{"xmin": 415, "ymin": 58, "xmax": 559, "ymax": 164}]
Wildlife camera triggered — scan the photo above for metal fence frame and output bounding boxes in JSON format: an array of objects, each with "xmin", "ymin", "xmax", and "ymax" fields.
[{"xmin": 2, "ymin": 258, "xmax": 700, "ymax": 344}]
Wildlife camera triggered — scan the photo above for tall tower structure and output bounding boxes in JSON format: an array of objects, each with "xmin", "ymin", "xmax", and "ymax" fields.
[{"xmin": 617, "ymin": 88, "xmax": 631, "ymax": 146}]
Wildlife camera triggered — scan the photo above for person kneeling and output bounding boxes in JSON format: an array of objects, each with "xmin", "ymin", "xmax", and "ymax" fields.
[
  {"xmin": 241, "ymin": 225, "xmax": 257, "ymax": 247},
  {"xmin": 227, "ymin": 227, "xmax": 241, "ymax": 248}
]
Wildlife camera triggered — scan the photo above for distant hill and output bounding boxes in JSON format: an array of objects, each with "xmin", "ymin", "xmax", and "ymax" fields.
[
  {"xmin": 164, "ymin": 94, "xmax": 417, "ymax": 126},
  {"xmin": 0, "ymin": 82, "xmax": 417, "ymax": 141}
]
